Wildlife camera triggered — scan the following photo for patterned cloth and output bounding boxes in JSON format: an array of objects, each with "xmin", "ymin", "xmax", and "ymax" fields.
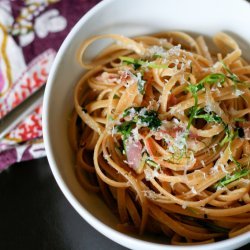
[{"xmin": 0, "ymin": 0, "xmax": 100, "ymax": 171}]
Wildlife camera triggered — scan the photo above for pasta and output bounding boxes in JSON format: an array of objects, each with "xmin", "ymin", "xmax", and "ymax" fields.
[{"xmin": 69, "ymin": 31, "xmax": 250, "ymax": 245}]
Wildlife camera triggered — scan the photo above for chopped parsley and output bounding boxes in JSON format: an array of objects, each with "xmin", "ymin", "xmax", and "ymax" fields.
[
  {"xmin": 139, "ymin": 110, "xmax": 162, "ymax": 130},
  {"xmin": 146, "ymin": 159, "xmax": 160, "ymax": 168},
  {"xmin": 123, "ymin": 107, "xmax": 162, "ymax": 130},
  {"xmin": 199, "ymin": 73, "xmax": 226, "ymax": 86},
  {"xmin": 120, "ymin": 56, "xmax": 168, "ymax": 70},
  {"xmin": 187, "ymin": 73, "xmax": 226, "ymax": 132},
  {"xmin": 231, "ymin": 156, "xmax": 242, "ymax": 170},
  {"xmin": 115, "ymin": 107, "xmax": 161, "ymax": 141},
  {"xmin": 187, "ymin": 77, "xmax": 239, "ymax": 147},
  {"xmin": 219, "ymin": 127, "xmax": 237, "ymax": 146},
  {"xmin": 193, "ymin": 108, "xmax": 223, "ymax": 124},
  {"xmin": 221, "ymin": 61, "xmax": 241, "ymax": 85},
  {"xmin": 120, "ymin": 56, "xmax": 142, "ymax": 70},
  {"xmin": 116, "ymin": 121, "xmax": 135, "ymax": 141},
  {"xmin": 214, "ymin": 168, "xmax": 250, "ymax": 189},
  {"xmin": 187, "ymin": 73, "xmax": 226, "ymax": 97},
  {"xmin": 186, "ymin": 68, "xmax": 242, "ymax": 136}
]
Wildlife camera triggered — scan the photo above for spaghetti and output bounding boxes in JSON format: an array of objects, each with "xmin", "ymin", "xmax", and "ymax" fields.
[{"xmin": 69, "ymin": 31, "xmax": 250, "ymax": 245}]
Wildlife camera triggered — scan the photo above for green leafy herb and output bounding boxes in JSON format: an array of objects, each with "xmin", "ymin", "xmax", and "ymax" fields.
[
  {"xmin": 120, "ymin": 56, "xmax": 168, "ymax": 70},
  {"xmin": 219, "ymin": 127, "xmax": 237, "ymax": 146},
  {"xmin": 231, "ymin": 157, "xmax": 242, "ymax": 169},
  {"xmin": 221, "ymin": 61, "xmax": 241, "ymax": 84},
  {"xmin": 139, "ymin": 110, "xmax": 162, "ymax": 130},
  {"xmin": 214, "ymin": 169, "xmax": 250, "ymax": 189},
  {"xmin": 122, "ymin": 107, "xmax": 162, "ymax": 130},
  {"xmin": 187, "ymin": 73, "xmax": 226, "ymax": 131},
  {"xmin": 187, "ymin": 74, "xmax": 237, "ymax": 146},
  {"xmin": 116, "ymin": 121, "xmax": 135, "ymax": 141},
  {"xmin": 123, "ymin": 107, "xmax": 142, "ymax": 117},
  {"xmin": 115, "ymin": 107, "xmax": 161, "ymax": 145},
  {"xmin": 120, "ymin": 56, "xmax": 142, "ymax": 70},
  {"xmin": 187, "ymin": 73, "xmax": 226, "ymax": 99},
  {"xmin": 193, "ymin": 109, "xmax": 223, "ymax": 124},
  {"xmin": 199, "ymin": 73, "xmax": 226, "ymax": 86},
  {"xmin": 146, "ymin": 159, "xmax": 159, "ymax": 168}
]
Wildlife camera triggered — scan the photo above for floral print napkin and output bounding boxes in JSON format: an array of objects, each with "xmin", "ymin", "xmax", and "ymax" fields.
[{"xmin": 0, "ymin": 0, "xmax": 100, "ymax": 171}]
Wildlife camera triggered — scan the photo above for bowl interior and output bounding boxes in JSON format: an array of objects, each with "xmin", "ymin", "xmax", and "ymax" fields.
[{"xmin": 44, "ymin": 0, "xmax": 250, "ymax": 249}]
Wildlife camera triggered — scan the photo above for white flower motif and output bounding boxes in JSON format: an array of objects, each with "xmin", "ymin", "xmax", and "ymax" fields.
[
  {"xmin": 34, "ymin": 9, "xmax": 67, "ymax": 38},
  {"xmin": 19, "ymin": 8, "xmax": 67, "ymax": 47}
]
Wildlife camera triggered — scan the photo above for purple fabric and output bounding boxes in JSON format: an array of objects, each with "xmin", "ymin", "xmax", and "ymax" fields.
[
  {"xmin": 11, "ymin": 0, "xmax": 100, "ymax": 63},
  {"xmin": 0, "ymin": 148, "xmax": 17, "ymax": 170},
  {"xmin": 0, "ymin": 0, "xmax": 101, "ymax": 171}
]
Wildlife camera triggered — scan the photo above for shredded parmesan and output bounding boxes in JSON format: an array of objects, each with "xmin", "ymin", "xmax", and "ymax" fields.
[
  {"xmin": 235, "ymin": 89, "xmax": 244, "ymax": 96},
  {"xmin": 182, "ymin": 203, "xmax": 187, "ymax": 209},
  {"xmin": 201, "ymin": 160, "xmax": 206, "ymax": 167},
  {"xmin": 219, "ymin": 163, "xmax": 228, "ymax": 174},
  {"xmin": 212, "ymin": 144, "xmax": 217, "ymax": 153},
  {"xmin": 191, "ymin": 186, "xmax": 198, "ymax": 194},
  {"xmin": 103, "ymin": 154, "xmax": 111, "ymax": 160}
]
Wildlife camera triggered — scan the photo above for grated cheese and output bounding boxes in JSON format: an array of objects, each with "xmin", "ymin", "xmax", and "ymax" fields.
[
  {"xmin": 235, "ymin": 89, "xmax": 244, "ymax": 96},
  {"xmin": 147, "ymin": 45, "xmax": 167, "ymax": 57},
  {"xmin": 217, "ymin": 82, "xmax": 222, "ymax": 88},
  {"xmin": 195, "ymin": 170, "xmax": 207, "ymax": 179},
  {"xmin": 212, "ymin": 144, "xmax": 217, "ymax": 153},
  {"xmin": 191, "ymin": 186, "xmax": 198, "ymax": 194},
  {"xmin": 143, "ymin": 190, "xmax": 158, "ymax": 200},
  {"xmin": 174, "ymin": 130, "xmax": 188, "ymax": 150},
  {"xmin": 103, "ymin": 154, "xmax": 111, "ymax": 160},
  {"xmin": 201, "ymin": 160, "xmax": 206, "ymax": 167},
  {"xmin": 182, "ymin": 203, "xmax": 187, "ymax": 209},
  {"xmin": 187, "ymin": 60, "xmax": 192, "ymax": 67},
  {"xmin": 131, "ymin": 127, "xmax": 140, "ymax": 142},
  {"xmin": 210, "ymin": 164, "xmax": 219, "ymax": 174},
  {"xmin": 111, "ymin": 126, "xmax": 117, "ymax": 136},
  {"xmin": 220, "ymin": 151, "xmax": 224, "ymax": 158},
  {"xmin": 219, "ymin": 163, "xmax": 228, "ymax": 174},
  {"xmin": 159, "ymin": 38, "xmax": 168, "ymax": 45},
  {"xmin": 168, "ymin": 44, "xmax": 181, "ymax": 57},
  {"xmin": 144, "ymin": 168, "xmax": 159, "ymax": 181},
  {"xmin": 172, "ymin": 118, "xmax": 180, "ymax": 124}
]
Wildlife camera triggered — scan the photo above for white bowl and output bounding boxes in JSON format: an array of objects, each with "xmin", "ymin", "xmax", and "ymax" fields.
[{"xmin": 43, "ymin": 0, "xmax": 250, "ymax": 249}]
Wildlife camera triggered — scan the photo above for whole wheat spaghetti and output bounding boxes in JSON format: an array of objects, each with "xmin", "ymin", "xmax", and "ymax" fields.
[{"xmin": 69, "ymin": 31, "xmax": 250, "ymax": 245}]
